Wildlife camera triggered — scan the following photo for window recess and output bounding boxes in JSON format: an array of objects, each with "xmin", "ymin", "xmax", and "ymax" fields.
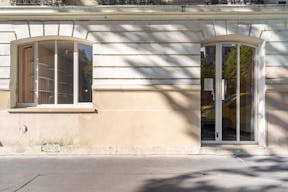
[{"xmin": 17, "ymin": 40, "xmax": 92, "ymax": 107}]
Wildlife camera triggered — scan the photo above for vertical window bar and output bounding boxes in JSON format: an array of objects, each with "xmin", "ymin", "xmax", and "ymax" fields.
[
  {"xmin": 34, "ymin": 41, "xmax": 39, "ymax": 105},
  {"xmin": 73, "ymin": 42, "xmax": 79, "ymax": 104},
  {"xmin": 216, "ymin": 43, "xmax": 222, "ymax": 142},
  {"xmin": 236, "ymin": 44, "xmax": 240, "ymax": 142},
  {"xmin": 54, "ymin": 40, "xmax": 58, "ymax": 104}
]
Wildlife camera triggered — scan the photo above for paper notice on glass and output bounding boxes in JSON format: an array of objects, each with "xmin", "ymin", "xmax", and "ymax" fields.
[{"xmin": 204, "ymin": 78, "xmax": 213, "ymax": 91}]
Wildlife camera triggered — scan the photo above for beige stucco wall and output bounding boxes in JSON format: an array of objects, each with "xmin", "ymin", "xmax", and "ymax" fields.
[
  {"xmin": 0, "ymin": 18, "xmax": 204, "ymax": 154},
  {"xmin": 265, "ymin": 33, "xmax": 288, "ymax": 153},
  {"xmin": 0, "ymin": 91, "xmax": 9, "ymax": 109},
  {"xmin": 0, "ymin": 0, "xmax": 9, "ymax": 5},
  {"xmin": 266, "ymin": 92, "xmax": 288, "ymax": 153},
  {"xmin": 0, "ymin": 90, "xmax": 200, "ymax": 154}
]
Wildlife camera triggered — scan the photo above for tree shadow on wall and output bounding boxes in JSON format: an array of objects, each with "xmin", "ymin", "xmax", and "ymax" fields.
[
  {"xmin": 79, "ymin": 19, "xmax": 288, "ymax": 151},
  {"xmin": 83, "ymin": 21, "xmax": 206, "ymax": 141}
]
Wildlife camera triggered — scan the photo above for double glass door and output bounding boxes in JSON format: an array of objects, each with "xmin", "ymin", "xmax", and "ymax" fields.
[{"xmin": 201, "ymin": 43, "xmax": 255, "ymax": 143}]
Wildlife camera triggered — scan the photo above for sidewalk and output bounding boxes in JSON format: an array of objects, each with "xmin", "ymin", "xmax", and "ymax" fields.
[{"xmin": 0, "ymin": 155, "xmax": 287, "ymax": 192}]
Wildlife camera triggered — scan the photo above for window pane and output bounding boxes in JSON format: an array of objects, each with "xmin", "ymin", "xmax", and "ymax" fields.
[
  {"xmin": 78, "ymin": 44, "xmax": 92, "ymax": 102},
  {"xmin": 58, "ymin": 41, "xmax": 74, "ymax": 104},
  {"xmin": 222, "ymin": 44, "xmax": 237, "ymax": 141},
  {"xmin": 18, "ymin": 44, "xmax": 34, "ymax": 103},
  {"xmin": 201, "ymin": 45, "xmax": 216, "ymax": 141},
  {"xmin": 38, "ymin": 41, "xmax": 55, "ymax": 104},
  {"xmin": 240, "ymin": 45, "xmax": 255, "ymax": 141}
]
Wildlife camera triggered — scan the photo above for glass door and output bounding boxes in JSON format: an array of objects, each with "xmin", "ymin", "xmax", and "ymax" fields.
[
  {"xmin": 222, "ymin": 43, "xmax": 237, "ymax": 141},
  {"xmin": 201, "ymin": 43, "xmax": 255, "ymax": 143}
]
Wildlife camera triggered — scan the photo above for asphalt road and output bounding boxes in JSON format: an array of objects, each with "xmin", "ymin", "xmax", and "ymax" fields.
[{"xmin": 0, "ymin": 155, "xmax": 287, "ymax": 192}]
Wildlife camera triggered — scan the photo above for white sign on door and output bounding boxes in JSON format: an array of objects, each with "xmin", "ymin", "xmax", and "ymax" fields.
[{"xmin": 204, "ymin": 78, "xmax": 214, "ymax": 91}]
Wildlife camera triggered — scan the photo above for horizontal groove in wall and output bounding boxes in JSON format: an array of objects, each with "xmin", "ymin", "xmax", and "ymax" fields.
[
  {"xmin": 93, "ymin": 68, "xmax": 200, "ymax": 79},
  {"xmin": 93, "ymin": 55, "xmax": 200, "ymax": 67},
  {"xmin": 92, "ymin": 42, "xmax": 201, "ymax": 44},
  {"xmin": 266, "ymin": 85, "xmax": 288, "ymax": 92},
  {"xmin": 92, "ymin": 79, "xmax": 200, "ymax": 85},
  {"xmin": 266, "ymin": 66, "xmax": 288, "ymax": 79},
  {"xmin": 266, "ymin": 53, "xmax": 288, "ymax": 56},
  {"xmin": 87, "ymin": 29, "xmax": 203, "ymax": 33},
  {"xmin": 265, "ymin": 55, "xmax": 288, "ymax": 67},
  {"xmin": 93, "ymin": 54, "xmax": 200, "ymax": 56},
  {"xmin": 93, "ymin": 77, "xmax": 200, "ymax": 79},
  {"xmin": 93, "ymin": 66, "xmax": 200, "ymax": 68},
  {"xmin": 0, "ymin": 78, "xmax": 10, "ymax": 88},
  {"xmin": 93, "ymin": 66, "xmax": 199, "ymax": 68},
  {"xmin": 92, "ymin": 41, "xmax": 201, "ymax": 44},
  {"xmin": 0, "ymin": 67, "xmax": 10, "ymax": 78},
  {"xmin": 87, "ymin": 30, "xmax": 203, "ymax": 43},
  {"xmin": 266, "ymin": 79, "xmax": 288, "ymax": 84},
  {"xmin": 76, "ymin": 21, "xmax": 208, "ymax": 30},
  {"xmin": 96, "ymin": 109, "xmax": 200, "ymax": 112},
  {"xmin": 92, "ymin": 84, "xmax": 200, "ymax": 91}
]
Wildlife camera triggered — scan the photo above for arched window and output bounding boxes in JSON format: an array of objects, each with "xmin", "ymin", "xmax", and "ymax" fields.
[
  {"xmin": 201, "ymin": 43, "xmax": 256, "ymax": 143},
  {"xmin": 17, "ymin": 40, "xmax": 92, "ymax": 106}
]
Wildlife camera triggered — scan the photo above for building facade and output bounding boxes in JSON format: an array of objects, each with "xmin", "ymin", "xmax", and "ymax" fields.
[{"xmin": 0, "ymin": 0, "xmax": 288, "ymax": 154}]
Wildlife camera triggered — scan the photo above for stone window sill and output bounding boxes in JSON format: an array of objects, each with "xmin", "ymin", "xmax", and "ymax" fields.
[{"xmin": 8, "ymin": 107, "xmax": 98, "ymax": 113}]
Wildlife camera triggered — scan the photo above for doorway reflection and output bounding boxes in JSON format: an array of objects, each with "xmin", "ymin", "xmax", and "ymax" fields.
[
  {"xmin": 201, "ymin": 43, "xmax": 255, "ymax": 143},
  {"xmin": 240, "ymin": 45, "xmax": 255, "ymax": 141},
  {"xmin": 222, "ymin": 44, "xmax": 237, "ymax": 141},
  {"xmin": 201, "ymin": 45, "xmax": 216, "ymax": 140}
]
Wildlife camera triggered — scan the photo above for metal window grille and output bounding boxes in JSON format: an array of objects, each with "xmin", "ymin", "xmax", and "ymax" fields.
[
  {"xmin": 10, "ymin": 0, "xmax": 268, "ymax": 6},
  {"xmin": 100, "ymin": 0, "xmax": 153, "ymax": 5},
  {"xmin": 206, "ymin": 0, "xmax": 265, "ymax": 4},
  {"xmin": 11, "ymin": 0, "xmax": 63, "ymax": 5}
]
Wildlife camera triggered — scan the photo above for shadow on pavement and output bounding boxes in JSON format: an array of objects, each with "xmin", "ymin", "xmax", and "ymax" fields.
[{"xmin": 137, "ymin": 156, "xmax": 288, "ymax": 192}]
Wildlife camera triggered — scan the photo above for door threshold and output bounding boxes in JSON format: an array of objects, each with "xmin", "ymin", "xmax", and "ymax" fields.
[
  {"xmin": 200, "ymin": 144, "xmax": 269, "ymax": 156},
  {"xmin": 202, "ymin": 141, "xmax": 257, "ymax": 145}
]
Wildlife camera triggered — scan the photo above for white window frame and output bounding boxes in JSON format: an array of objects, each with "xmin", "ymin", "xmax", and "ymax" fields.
[
  {"xmin": 201, "ymin": 42, "xmax": 262, "ymax": 145},
  {"xmin": 16, "ymin": 40, "xmax": 93, "ymax": 108}
]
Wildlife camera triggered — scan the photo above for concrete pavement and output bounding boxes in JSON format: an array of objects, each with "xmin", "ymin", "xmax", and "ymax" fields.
[{"xmin": 0, "ymin": 155, "xmax": 287, "ymax": 192}]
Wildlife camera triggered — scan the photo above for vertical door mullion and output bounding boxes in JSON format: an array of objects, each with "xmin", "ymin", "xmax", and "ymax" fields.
[
  {"xmin": 216, "ymin": 43, "xmax": 222, "ymax": 142},
  {"xmin": 34, "ymin": 41, "xmax": 39, "ymax": 105},
  {"xmin": 73, "ymin": 42, "xmax": 79, "ymax": 104},
  {"xmin": 54, "ymin": 40, "xmax": 58, "ymax": 104},
  {"xmin": 254, "ymin": 47, "xmax": 258, "ymax": 143},
  {"xmin": 237, "ymin": 44, "xmax": 241, "ymax": 142}
]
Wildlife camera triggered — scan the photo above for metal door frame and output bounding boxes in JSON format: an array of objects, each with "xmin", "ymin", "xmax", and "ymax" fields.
[{"xmin": 202, "ymin": 42, "xmax": 257, "ymax": 144}]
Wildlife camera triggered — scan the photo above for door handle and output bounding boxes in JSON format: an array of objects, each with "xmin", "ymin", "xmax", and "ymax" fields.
[
  {"xmin": 211, "ymin": 90, "xmax": 215, "ymax": 101},
  {"xmin": 222, "ymin": 79, "xmax": 226, "ymax": 100}
]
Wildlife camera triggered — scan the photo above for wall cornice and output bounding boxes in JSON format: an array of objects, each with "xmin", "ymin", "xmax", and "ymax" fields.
[{"xmin": 0, "ymin": 5, "xmax": 288, "ymax": 20}]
